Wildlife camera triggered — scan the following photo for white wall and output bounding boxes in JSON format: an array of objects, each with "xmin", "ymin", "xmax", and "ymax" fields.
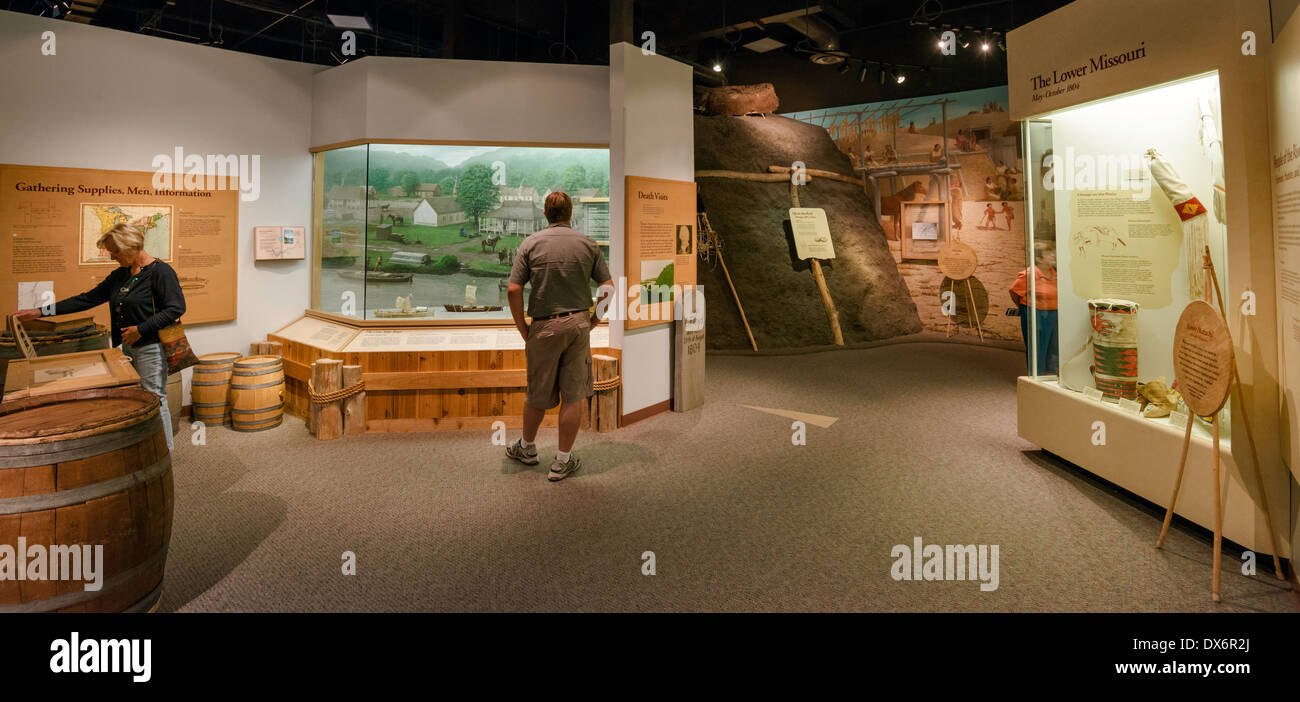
[
  {"xmin": 0, "ymin": 11, "xmax": 316, "ymax": 404},
  {"xmin": 312, "ymin": 57, "xmax": 609, "ymax": 146},
  {"xmin": 0, "ymin": 15, "xmax": 686, "ymax": 421},
  {"xmin": 609, "ymin": 42, "xmax": 695, "ymax": 416}
]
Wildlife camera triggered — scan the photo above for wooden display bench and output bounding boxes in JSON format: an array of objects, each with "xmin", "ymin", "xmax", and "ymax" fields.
[{"xmin": 268, "ymin": 310, "xmax": 620, "ymax": 433}]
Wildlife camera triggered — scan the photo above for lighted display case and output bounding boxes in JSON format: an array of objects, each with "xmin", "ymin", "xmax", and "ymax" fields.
[
  {"xmin": 1020, "ymin": 73, "xmax": 1230, "ymax": 444},
  {"xmin": 311, "ymin": 142, "xmax": 610, "ymax": 322}
]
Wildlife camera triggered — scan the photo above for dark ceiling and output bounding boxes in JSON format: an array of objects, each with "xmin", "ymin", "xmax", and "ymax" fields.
[{"xmin": 10, "ymin": 0, "xmax": 1075, "ymax": 111}]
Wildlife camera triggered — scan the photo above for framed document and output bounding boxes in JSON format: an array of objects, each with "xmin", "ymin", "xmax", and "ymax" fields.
[
  {"xmin": 255, "ymin": 226, "xmax": 307, "ymax": 260},
  {"xmin": 900, "ymin": 200, "xmax": 948, "ymax": 261}
]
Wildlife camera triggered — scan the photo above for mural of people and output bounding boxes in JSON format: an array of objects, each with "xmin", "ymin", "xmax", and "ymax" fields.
[
  {"xmin": 980, "ymin": 202, "xmax": 997, "ymax": 230},
  {"xmin": 950, "ymin": 174, "xmax": 964, "ymax": 230},
  {"xmin": 984, "ymin": 177, "xmax": 999, "ymax": 200}
]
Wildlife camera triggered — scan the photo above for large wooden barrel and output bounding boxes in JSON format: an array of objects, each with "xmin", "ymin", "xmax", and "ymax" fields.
[
  {"xmin": 0, "ymin": 387, "xmax": 172, "ymax": 612},
  {"xmin": 229, "ymin": 356, "xmax": 284, "ymax": 432},
  {"xmin": 191, "ymin": 352, "xmax": 240, "ymax": 426}
]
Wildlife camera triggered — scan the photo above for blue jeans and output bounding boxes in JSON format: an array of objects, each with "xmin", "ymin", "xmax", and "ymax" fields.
[
  {"xmin": 1018, "ymin": 305, "xmax": 1059, "ymax": 375},
  {"xmin": 123, "ymin": 341, "xmax": 174, "ymax": 452}
]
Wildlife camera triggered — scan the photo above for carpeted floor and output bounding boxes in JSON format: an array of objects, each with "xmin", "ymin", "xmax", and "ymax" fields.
[{"xmin": 159, "ymin": 342, "xmax": 1296, "ymax": 612}]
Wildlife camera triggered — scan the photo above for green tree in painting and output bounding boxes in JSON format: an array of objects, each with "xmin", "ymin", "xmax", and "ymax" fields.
[
  {"xmin": 398, "ymin": 171, "xmax": 419, "ymax": 197},
  {"xmin": 456, "ymin": 164, "xmax": 500, "ymax": 232},
  {"xmin": 561, "ymin": 164, "xmax": 586, "ymax": 193},
  {"xmin": 439, "ymin": 176, "xmax": 456, "ymax": 195},
  {"xmin": 539, "ymin": 169, "xmax": 558, "ymax": 191},
  {"xmin": 370, "ymin": 168, "xmax": 392, "ymax": 194}
]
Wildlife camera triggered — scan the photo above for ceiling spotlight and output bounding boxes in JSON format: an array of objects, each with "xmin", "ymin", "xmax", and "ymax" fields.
[
  {"xmin": 981, "ymin": 42, "xmax": 991, "ymax": 52},
  {"xmin": 896, "ymin": 72, "xmax": 906, "ymax": 84},
  {"xmin": 858, "ymin": 66, "xmax": 869, "ymax": 83},
  {"xmin": 712, "ymin": 63, "xmax": 722, "ymax": 72},
  {"xmin": 878, "ymin": 68, "xmax": 887, "ymax": 85},
  {"xmin": 838, "ymin": 62, "xmax": 852, "ymax": 74}
]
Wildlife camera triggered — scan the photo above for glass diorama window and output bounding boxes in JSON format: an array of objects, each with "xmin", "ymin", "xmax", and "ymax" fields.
[
  {"xmin": 314, "ymin": 144, "xmax": 370, "ymax": 317},
  {"xmin": 1020, "ymin": 72, "xmax": 1230, "ymax": 442},
  {"xmin": 312, "ymin": 143, "xmax": 610, "ymax": 321}
]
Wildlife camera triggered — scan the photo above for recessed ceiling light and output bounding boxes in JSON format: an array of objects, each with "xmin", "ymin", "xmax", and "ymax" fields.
[
  {"xmin": 743, "ymin": 37, "xmax": 786, "ymax": 53},
  {"xmin": 327, "ymin": 13, "xmax": 372, "ymax": 30}
]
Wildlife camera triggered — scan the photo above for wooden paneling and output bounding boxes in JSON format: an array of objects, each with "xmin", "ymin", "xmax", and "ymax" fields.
[{"xmin": 270, "ymin": 330, "xmax": 619, "ymax": 433}]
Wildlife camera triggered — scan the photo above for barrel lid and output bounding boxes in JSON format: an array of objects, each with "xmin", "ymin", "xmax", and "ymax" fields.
[
  {"xmin": 198, "ymin": 352, "xmax": 242, "ymax": 363},
  {"xmin": 235, "ymin": 355, "xmax": 282, "ymax": 368},
  {"xmin": 0, "ymin": 387, "xmax": 158, "ymax": 441}
]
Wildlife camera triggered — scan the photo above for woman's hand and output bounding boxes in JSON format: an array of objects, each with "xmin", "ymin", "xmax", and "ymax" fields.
[
  {"xmin": 13, "ymin": 309, "xmax": 41, "ymax": 322},
  {"xmin": 121, "ymin": 326, "xmax": 142, "ymax": 346}
]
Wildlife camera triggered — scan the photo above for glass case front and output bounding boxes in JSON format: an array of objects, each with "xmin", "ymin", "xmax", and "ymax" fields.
[
  {"xmin": 1021, "ymin": 72, "xmax": 1231, "ymax": 441},
  {"xmin": 313, "ymin": 142, "xmax": 610, "ymax": 322}
]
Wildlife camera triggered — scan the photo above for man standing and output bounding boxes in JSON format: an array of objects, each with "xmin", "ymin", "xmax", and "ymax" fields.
[{"xmin": 505, "ymin": 191, "xmax": 614, "ymax": 481}]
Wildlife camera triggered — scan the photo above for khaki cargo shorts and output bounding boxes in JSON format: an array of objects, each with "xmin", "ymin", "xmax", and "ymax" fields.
[{"xmin": 525, "ymin": 312, "xmax": 593, "ymax": 409}]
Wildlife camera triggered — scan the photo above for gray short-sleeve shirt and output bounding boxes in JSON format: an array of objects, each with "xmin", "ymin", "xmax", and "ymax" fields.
[{"xmin": 508, "ymin": 223, "xmax": 612, "ymax": 318}]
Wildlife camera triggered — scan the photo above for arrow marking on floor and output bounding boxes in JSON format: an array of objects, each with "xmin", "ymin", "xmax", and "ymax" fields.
[{"xmin": 739, "ymin": 404, "xmax": 838, "ymax": 428}]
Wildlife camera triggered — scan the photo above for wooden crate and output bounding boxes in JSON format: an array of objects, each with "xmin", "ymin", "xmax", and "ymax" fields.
[{"xmin": 2, "ymin": 348, "xmax": 139, "ymax": 402}]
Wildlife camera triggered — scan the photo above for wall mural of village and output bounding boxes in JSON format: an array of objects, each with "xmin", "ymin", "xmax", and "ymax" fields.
[
  {"xmin": 785, "ymin": 86, "xmax": 1027, "ymax": 342},
  {"xmin": 317, "ymin": 144, "xmax": 610, "ymax": 319}
]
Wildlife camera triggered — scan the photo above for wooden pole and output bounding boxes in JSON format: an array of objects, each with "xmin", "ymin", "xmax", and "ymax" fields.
[
  {"xmin": 791, "ymin": 182, "xmax": 844, "ymax": 346},
  {"xmin": 1211, "ymin": 414, "xmax": 1222, "ymax": 602},
  {"xmin": 717, "ymin": 251, "xmax": 758, "ymax": 351},
  {"xmin": 311, "ymin": 358, "xmax": 343, "ymax": 440},
  {"xmin": 1156, "ymin": 416, "xmax": 1196, "ymax": 549},
  {"xmin": 342, "ymin": 364, "xmax": 365, "ymax": 436},
  {"xmin": 1204, "ymin": 250, "xmax": 1286, "ymax": 579},
  {"xmin": 964, "ymin": 278, "xmax": 984, "ymax": 342},
  {"xmin": 765, "ymin": 165, "xmax": 862, "ymax": 186},
  {"xmin": 696, "ymin": 170, "xmax": 808, "ymax": 183},
  {"xmin": 700, "ymin": 211, "xmax": 758, "ymax": 351},
  {"xmin": 945, "ymin": 280, "xmax": 953, "ymax": 338},
  {"xmin": 809, "ymin": 259, "xmax": 844, "ymax": 346},
  {"xmin": 591, "ymin": 354, "xmax": 620, "ymax": 432}
]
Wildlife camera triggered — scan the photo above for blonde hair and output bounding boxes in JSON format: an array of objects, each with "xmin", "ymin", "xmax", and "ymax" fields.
[{"xmin": 97, "ymin": 223, "xmax": 145, "ymax": 254}]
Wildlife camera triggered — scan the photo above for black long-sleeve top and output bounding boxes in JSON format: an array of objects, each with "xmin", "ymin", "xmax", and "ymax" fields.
[{"xmin": 47, "ymin": 260, "xmax": 186, "ymax": 347}]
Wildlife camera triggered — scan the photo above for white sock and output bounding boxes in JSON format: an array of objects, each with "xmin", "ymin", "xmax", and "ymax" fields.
[
  {"xmin": 556, "ymin": 449, "xmax": 571, "ymax": 464},
  {"xmin": 520, "ymin": 438, "xmax": 535, "ymax": 450}
]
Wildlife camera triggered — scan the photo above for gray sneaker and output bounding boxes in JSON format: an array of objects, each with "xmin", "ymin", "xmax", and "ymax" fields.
[
  {"xmin": 548, "ymin": 455, "xmax": 582, "ymax": 482},
  {"xmin": 506, "ymin": 439, "xmax": 539, "ymax": 465}
]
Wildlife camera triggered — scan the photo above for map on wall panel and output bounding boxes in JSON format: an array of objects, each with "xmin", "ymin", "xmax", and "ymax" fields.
[{"xmin": 79, "ymin": 203, "xmax": 173, "ymax": 264}]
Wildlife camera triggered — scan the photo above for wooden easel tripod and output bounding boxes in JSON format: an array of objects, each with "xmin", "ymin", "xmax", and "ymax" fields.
[{"xmin": 1155, "ymin": 246, "xmax": 1288, "ymax": 602}]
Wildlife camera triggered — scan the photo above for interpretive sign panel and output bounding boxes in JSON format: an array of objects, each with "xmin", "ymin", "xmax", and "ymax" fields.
[
  {"xmin": 625, "ymin": 175, "xmax": 697, "ymax": 330},
  {"xmin": 0, "ymin": 163, "xmax": 239, "ymax": 324}
]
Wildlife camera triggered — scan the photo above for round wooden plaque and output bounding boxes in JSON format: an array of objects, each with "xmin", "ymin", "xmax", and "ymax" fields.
[
  {"xmin": 1171, "ymin": 300, "xmax": 1233, "ymax": 417},
  {"xmin": 938, "ymin": 241, "xmax": 979, "ymax": 280}
]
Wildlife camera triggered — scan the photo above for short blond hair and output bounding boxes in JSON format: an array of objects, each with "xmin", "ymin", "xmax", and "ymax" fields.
[{"xmin": 97, "ymin": 223, "xmax": 145, "ymax": 253}]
